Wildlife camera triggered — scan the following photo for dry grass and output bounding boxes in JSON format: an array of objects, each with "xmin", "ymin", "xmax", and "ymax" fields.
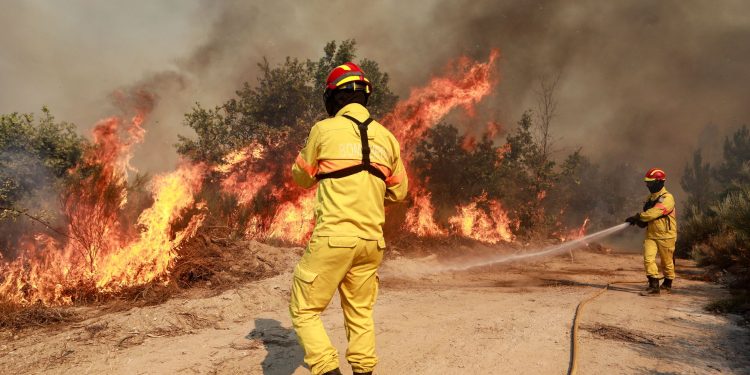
[
  {"xmin": 171, "ymin": 234, "xmax": 224, "ymax": 288},
  {"xmin": 0, "ymin": 302, "xmax": 80, "ymax": 331}
]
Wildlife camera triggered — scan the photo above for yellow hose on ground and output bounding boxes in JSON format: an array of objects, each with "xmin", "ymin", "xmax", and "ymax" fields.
[{"xmin": 567, "ymin": 280, "xmax": 645, "ymax": 375}]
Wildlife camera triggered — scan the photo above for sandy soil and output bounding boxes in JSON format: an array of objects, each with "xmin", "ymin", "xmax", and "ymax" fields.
[{"xmin": 1, "ymin": 244, "xmax": 748, "ymax": 375}]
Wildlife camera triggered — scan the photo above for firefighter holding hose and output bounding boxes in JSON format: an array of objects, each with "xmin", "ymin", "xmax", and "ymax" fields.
[
  {"xmin": 289, "ymin": 62, "xmax": 408, "ymax": 375},
  {"xmin": 625, "ymin": 168, "xmax": 677, "ymax": 296}
]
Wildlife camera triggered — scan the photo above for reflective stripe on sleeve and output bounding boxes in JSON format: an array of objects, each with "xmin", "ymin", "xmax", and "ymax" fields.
[
  {"xmin": 295, "ymin": 154, "xmax": 318, "ymax": 177},
  {"xmin": 654, "ymin": 203, "xmax": 672, "ymax": 215},
  {"xmin": 386, "ymin": 172, "xmax": 405, "ymax": 187}
]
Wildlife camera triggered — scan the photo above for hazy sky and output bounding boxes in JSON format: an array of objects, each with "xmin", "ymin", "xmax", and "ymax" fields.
[{"xmin": 2, "ymin": 0, "xmax": 749, "ymax": 192}]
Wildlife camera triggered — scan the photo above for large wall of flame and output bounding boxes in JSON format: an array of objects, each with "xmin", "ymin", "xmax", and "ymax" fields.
[{"xmin": 2, "ymin": 0, "xmax": 750, "ymax": 195}]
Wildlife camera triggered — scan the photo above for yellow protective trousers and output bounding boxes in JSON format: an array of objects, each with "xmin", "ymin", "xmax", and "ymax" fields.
[
  {"xmin": 290, "ymin": 236, "xmax": 385, "ymax": 375},
  {"xmin": 644, "ymin": 237, "xmax": 676, "ymax": 280}
]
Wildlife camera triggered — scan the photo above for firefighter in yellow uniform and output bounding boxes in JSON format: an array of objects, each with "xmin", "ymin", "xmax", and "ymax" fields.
[
  {"xmin": 289, "ymin": 62, "xmax": 408, "ymax": 375},
  {"xmin": 625, "ymin": 168, "xmax": 677, "ymax": 296}
]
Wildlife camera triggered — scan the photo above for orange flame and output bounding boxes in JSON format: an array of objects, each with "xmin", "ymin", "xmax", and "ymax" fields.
[
  {"xmin": 559, "ymin": 217, "xmax": 591, "ymax": 242},
  {"xmin": 95, "ymin": 162, "xmax": 206, "ymax": 290},
  {"xmin": 387, "ymin": 51, "xmax": 500, "ymax": 237},
  {"xmin": 448, "ymin": 194, "xmax": 515, "ymax": 244},
  {"xmin": 384, "ymin": 50, "xmax": 499, "ymax": 161},
  {"xmin": 404, "ymin": 189, "xmax": 447, "ymax": 236},
  {"xmin": 263, "ymin": 189, "xmax": 316, "ymax": 244},
  {"xmin": 215, "ymin": 142, "xmax": 271, "ymax": 205},
  {"xmin": 0, "ymin": 102, "xmax": 207, "ymax": 306},
  {"xmin": 214, "ymin": 141, "xmax": 315, "ymax": 245}
]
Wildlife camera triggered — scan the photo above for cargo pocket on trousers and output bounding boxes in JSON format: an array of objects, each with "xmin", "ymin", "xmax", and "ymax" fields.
[
  {"xmin": 328, "ymin": 236, "xmax": 359, "ymax": 248},
  {"xmin": 291, "ymin": 263, "xmax": 319, "ymax": 313}
]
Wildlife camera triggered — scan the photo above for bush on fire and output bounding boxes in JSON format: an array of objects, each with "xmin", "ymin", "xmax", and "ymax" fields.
[{"xmin": 412, "ymin": 111, "xmax": 644, "ymax": 238}]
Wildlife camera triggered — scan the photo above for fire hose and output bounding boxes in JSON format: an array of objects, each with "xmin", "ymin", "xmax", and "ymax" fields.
[
  {"xmin": 447, "ymin": 222, "xmax": 640, "ymax": 375},
  {"xmin": 567, "ymin": 280, "xmax": 644, "ymax": 375},
  {"xmin": 435, "ymin": 222, "xmax": 642, "ymax": 374}
]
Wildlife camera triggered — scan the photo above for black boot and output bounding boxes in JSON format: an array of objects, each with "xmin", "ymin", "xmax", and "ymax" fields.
[
  {"xmin": 639, "ymin": 276, "xmax": 660, "ymax": 296},
  {"xmin": 322, "ymin": 369, "xmax": 342, "ymax": 375},
  {"xmin": 660, "ymin": 278, "xmax": 673, "ymax": 293}
]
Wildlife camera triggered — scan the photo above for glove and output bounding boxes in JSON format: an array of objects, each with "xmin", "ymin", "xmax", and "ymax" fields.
[
  {"xmin": 625, "ymin": 214, "xmax": 640, "ymax": 226},
  {"xmin": 637, "ymin": 220, "xmax": 648, "ymax": 228}
]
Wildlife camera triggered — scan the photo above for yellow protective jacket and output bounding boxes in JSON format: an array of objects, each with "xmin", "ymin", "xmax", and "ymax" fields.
[
  {"xmin": 638, "ymin": 187, "xmax": 677, "ymax": 239},
  {"xmin": 291, "ymin": 103, "xmax": 408, "ymax": 239}
]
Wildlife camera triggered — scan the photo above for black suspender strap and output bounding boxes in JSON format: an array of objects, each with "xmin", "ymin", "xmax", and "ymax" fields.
[
  {"xmin": 316, "ymin": 114, "xmax": 387, "ymax": 182},
  {"xmin": 344, "ymin": 114, "xmax": 374, "ymax": 167}
]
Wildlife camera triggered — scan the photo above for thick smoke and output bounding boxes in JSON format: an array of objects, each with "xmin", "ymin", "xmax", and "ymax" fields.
[{"xmin": 2, "ymin": 0, "xmax": 749, "ymax": 191}]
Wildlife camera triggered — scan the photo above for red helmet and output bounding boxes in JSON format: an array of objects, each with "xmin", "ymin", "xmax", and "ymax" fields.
[
  {"xmin": 325, "ymin": 62, "xmax": 372, "ymax": 95},
  {"xmin": 644, "ymin": 168, "xmax": 666, "ymax": 181}
]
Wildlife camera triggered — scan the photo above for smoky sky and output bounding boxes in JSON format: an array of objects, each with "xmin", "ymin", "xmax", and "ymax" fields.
[{"xmin": 2, "ymin": 0, "xmax": 749, "ymax": 196}]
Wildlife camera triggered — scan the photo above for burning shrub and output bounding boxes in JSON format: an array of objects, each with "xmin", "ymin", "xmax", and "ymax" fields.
[
  {"xmin": 409, "ymin": 110, "xmax": 637, "ymax": 242},
  {"xmin": 0, "ymin": 90, "xmax": 209, "ymax": 307}
]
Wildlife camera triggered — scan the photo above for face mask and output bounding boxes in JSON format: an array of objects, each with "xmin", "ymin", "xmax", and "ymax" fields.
[
  {"xmin": 324, "ymin": 89, "xmax": 368, "ymax": 117},
  {"xmin": 646, "ymin": 180, "xmax": 664, "ymax": 194},
  {"xmin": 324, "ymin": 95, "xmax": 337, "ymax": 116}
]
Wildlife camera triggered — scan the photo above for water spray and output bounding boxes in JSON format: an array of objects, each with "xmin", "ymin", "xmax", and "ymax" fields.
[{"xmin": 442, "ymin": 223, "xmax": 630, "ymax": 272}]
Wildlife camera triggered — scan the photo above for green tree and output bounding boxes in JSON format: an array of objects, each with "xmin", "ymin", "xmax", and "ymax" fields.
[
  {"xmin": 0, "ymin": 107, "xmax": 87, "ymax": 256},
  {"xmin": 412, "ymin": 123, "xmax": 471, "ymax": 206},
  {"xmin": 176, "ymin": 40, "xmax": 398, "ymax": 164},
  {"xmin": 0, "ymin": 107, "xmax": 85, "ymax": 207},
  {"xmin": 681, "ymin": 150, "xmax": 715, "ymax": 215},
  {"xmin": 463, "ymin": 135, "xmax": 504, "ymax": 200},
  {"xmin": 500, "ymin": 111, "xmax": 555, "ymax": 234},
  {"xmin": 714, "ymin": 125, "xmax": 750, "ymax": 194},
  {"xmin": 412, "ymin": 123, "xmax": 506, "ymax": 216},
  {"xmin": 680, "ymin": 125, "xmax": 750, "ymax": 263},
  {"xmin": 546, "ymin": 150, "xmax": 591, "ymax": 227}
]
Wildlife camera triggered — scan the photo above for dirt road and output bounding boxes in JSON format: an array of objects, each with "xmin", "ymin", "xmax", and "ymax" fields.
[{"xmin": 1, "ymin": 244, "xmax": 748, "ymax": 374}]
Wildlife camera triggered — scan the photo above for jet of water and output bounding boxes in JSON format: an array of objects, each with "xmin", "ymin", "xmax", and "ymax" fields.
[{"xmin": 443, "ymin": 223, "xmax": 630, "ymax": 272}]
